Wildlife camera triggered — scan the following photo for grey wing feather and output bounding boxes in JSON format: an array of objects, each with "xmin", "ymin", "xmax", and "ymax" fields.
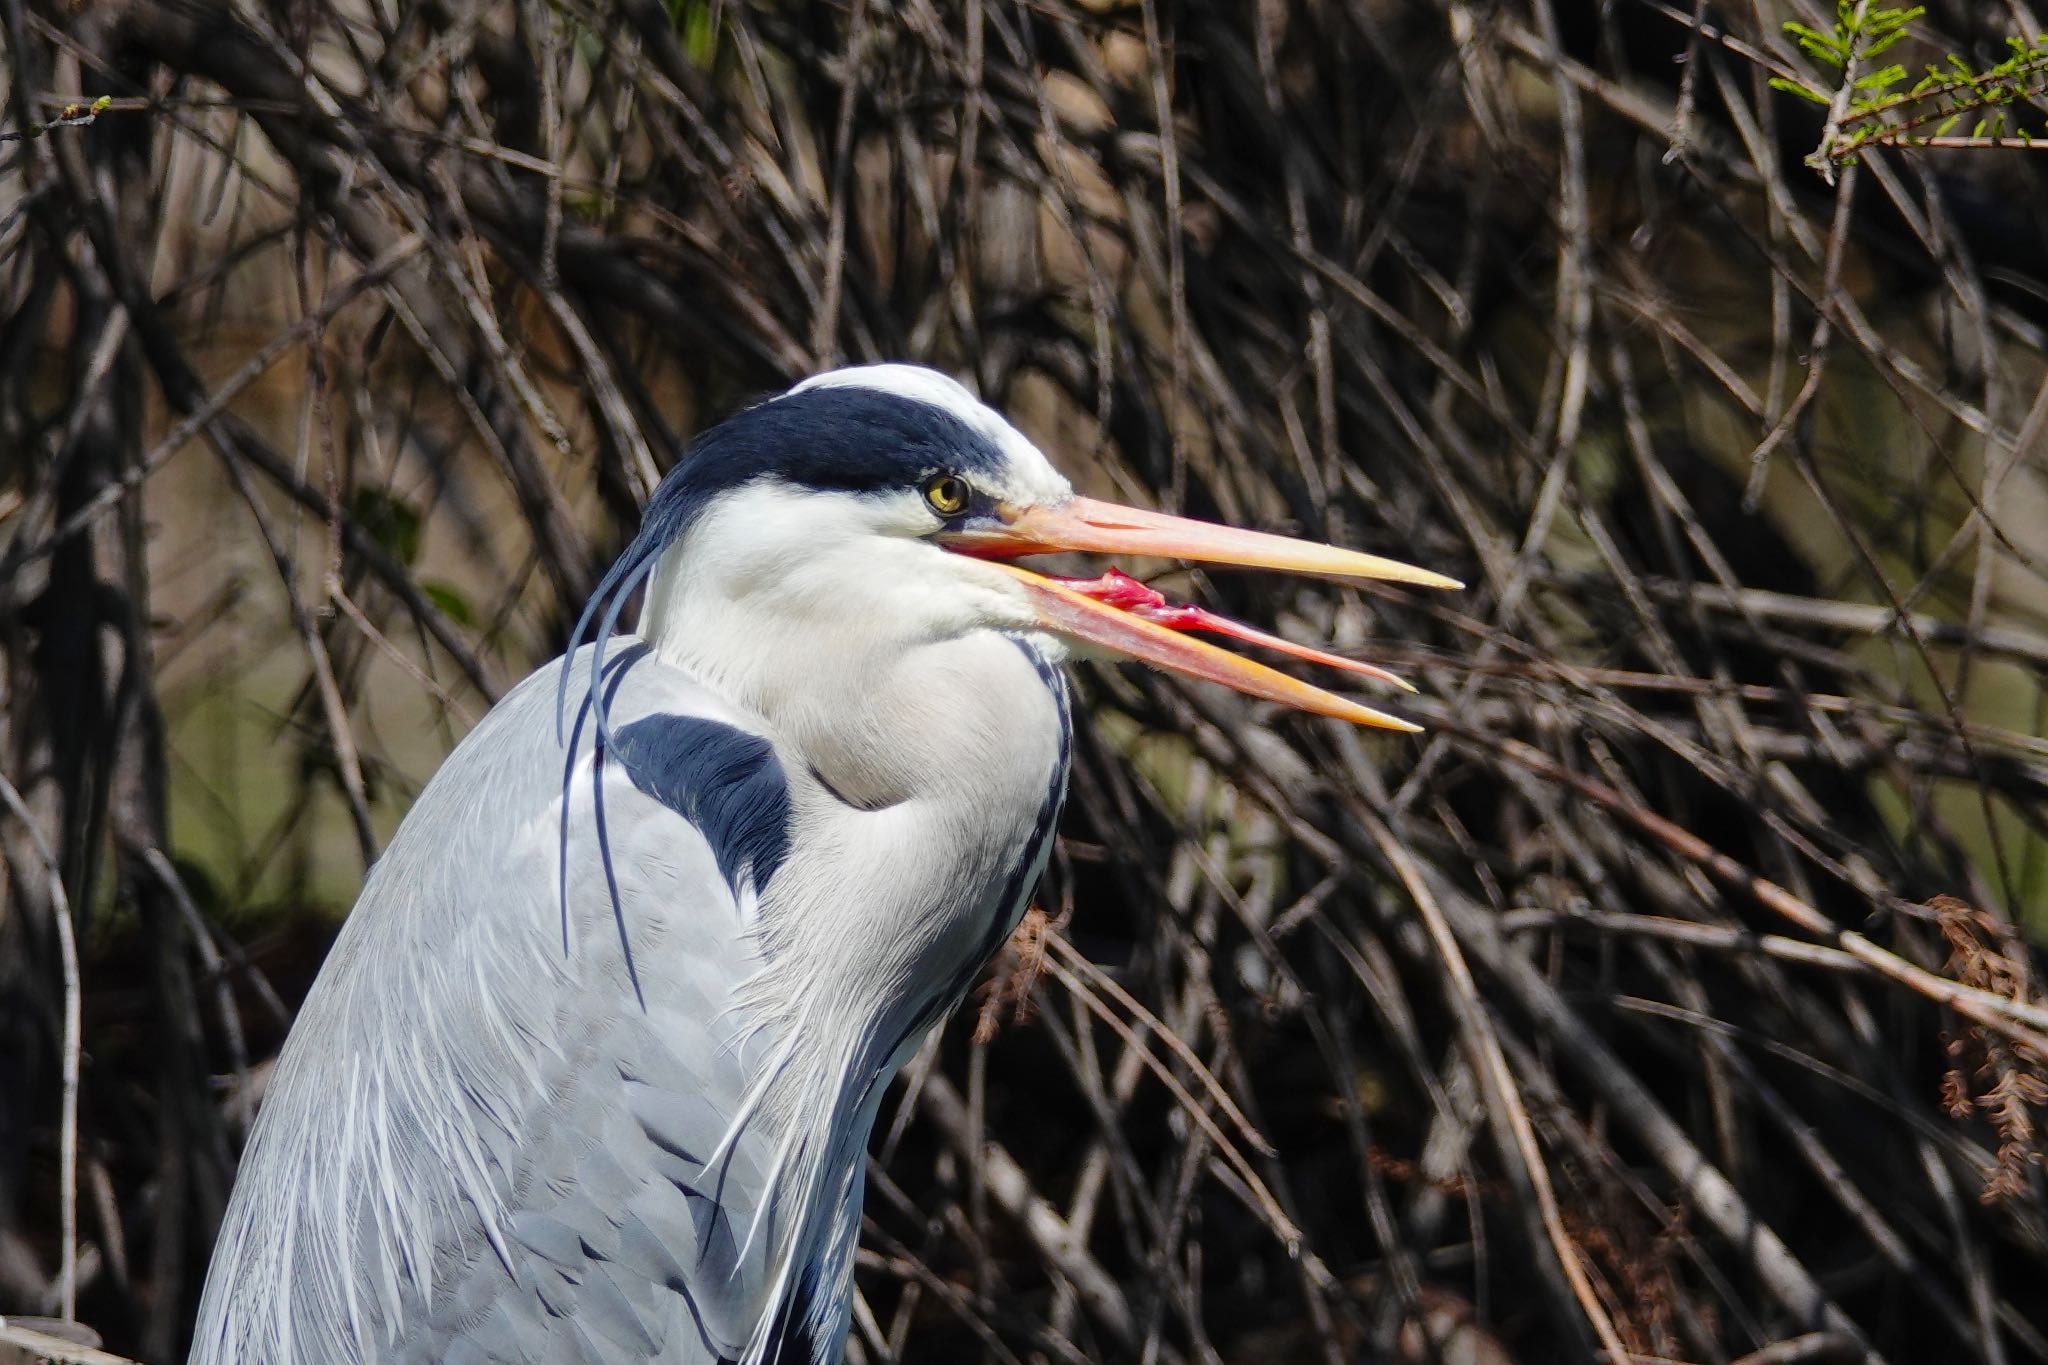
[{"xmin": 190, "ymin": 643, "xmax": 798, "ymax": 1365}]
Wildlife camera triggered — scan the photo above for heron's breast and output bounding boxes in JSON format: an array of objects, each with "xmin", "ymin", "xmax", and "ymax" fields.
[
  {"xmin": 910, "ymin": 634, "xmax": 1071, "ymax": 1005},
  {"xmin": 755, "ymin": 631, "xmax": 1068, "ymax": 996},
  {"xmin": 971, "ymin": 635, "xmax": 1071, "ymax": 943}
]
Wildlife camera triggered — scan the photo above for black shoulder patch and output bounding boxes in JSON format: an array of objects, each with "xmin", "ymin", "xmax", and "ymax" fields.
[{"xmin": 611, "ymin": 716, "xmax": 793, "ymax": 894}]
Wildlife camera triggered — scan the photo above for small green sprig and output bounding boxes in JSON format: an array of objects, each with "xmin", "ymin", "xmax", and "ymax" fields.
[
  {"xmin": 1, "ymin": 94, "xmax": 114, "ymax": 145},
  {"xmin": 1773, "ymin": 4, "xmax": 2048, "ymax": 171}
]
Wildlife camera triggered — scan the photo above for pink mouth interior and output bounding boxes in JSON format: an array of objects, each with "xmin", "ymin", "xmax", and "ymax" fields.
[{"xmin": 1051, "ymin": 568, "xmax": 1409, "ymax": 690}]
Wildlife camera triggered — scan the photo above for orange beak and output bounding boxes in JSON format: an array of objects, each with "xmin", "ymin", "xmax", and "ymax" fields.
[{"xmin": 944, "ymin": 496, "xmax": 1460, "ymax": 732}]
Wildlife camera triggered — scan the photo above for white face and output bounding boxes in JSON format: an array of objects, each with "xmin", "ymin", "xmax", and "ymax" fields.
[{"xmin": 640, "ymin": 366, "xmax": 1077, "ymax": 691}]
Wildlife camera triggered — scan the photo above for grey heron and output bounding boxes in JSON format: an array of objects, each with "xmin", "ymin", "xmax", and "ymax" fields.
[{"xmin": 189, "ymin": 365, "xmax": 1457, "ymax": 1364}]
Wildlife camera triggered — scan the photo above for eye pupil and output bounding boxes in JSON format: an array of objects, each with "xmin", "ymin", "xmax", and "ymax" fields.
[{"xmin": 925, "ymin": 475, "xmax": 968, "ymax": 515}]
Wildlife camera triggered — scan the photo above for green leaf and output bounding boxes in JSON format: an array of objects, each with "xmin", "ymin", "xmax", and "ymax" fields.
[
  {"xmin": 420, "ymin": 579, "xmax": 476, "ymax": 626},
  {"xmin": 347, "ymin": 488, "xmax": 423, "ymax": 566},
  {"xmin": 1771, "ymin": 75, "xmax": 1834, "ymax": 105},
  {"xmin": 682, "ymin": 1, "xmax": 718, "ymax": 66},
  {"xmin": 1785, "ymin": 21, "xmax": 1850, "ymax": 66}
]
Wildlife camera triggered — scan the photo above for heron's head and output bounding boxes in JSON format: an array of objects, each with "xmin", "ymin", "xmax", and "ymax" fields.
[{"xmin": 570, "ymin": 364, "xmax": 1458, "ymax": 735}]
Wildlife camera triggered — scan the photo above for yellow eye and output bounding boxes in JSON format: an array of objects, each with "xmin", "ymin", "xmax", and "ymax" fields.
[{"xmin": 923, "ymin": 474, "xmax": 969, "ymax": 517}]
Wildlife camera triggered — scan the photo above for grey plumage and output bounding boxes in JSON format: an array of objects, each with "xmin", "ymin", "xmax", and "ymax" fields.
[
  {"xmin": 193, "ymin": 367, "xmax": 1084, "ymax": 1365},
  {"xmin": 193, "ymin": 635, "xmax": 1066, "ymax": 1364}
]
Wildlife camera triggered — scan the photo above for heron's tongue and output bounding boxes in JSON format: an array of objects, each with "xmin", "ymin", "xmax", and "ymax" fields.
[
  {"xmin": 981, "ymin": 561, "xmax": 1421, "ymax": 732},
  {"xmin": 1053, "ymin": 568, "xmax": 1413, "ymax": 690}
]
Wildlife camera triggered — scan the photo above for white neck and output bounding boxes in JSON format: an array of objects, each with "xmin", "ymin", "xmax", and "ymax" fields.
[
  {"xmin": 630, "ymin": 482, "xmax": 1074, "ymax": 1348},
  {"xmin": 637, "ymin": 481, "xmax": 1056, "ymax": 808}
]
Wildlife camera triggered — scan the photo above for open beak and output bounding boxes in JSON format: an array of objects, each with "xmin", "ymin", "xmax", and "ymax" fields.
[{"xmin": 944, "ymin": 496, "xmax": 1460, "ymax": 732}]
